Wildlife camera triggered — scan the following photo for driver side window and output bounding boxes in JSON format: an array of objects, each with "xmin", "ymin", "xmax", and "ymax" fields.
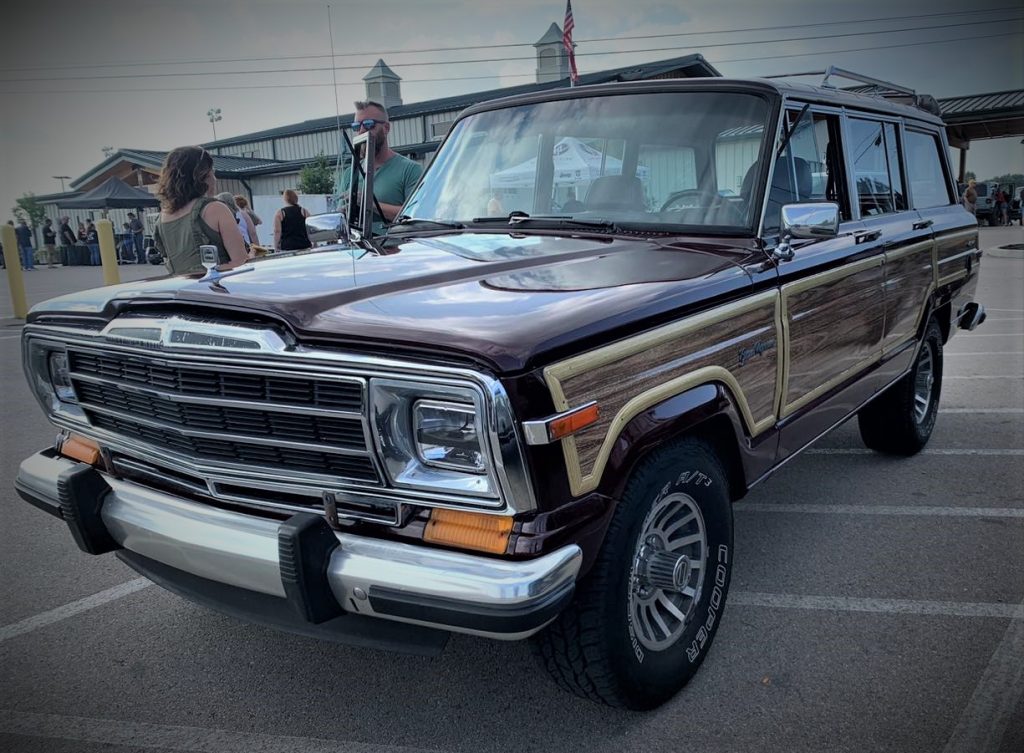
[{"xmin": 764, "ymin": 109, "xmax": 850, "ymax": 235}]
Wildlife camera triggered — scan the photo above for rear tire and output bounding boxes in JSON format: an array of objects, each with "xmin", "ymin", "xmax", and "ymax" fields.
[
  {"xmin": 858, "ymin": 318, "xmax": 943, "ymax": 455},
  {"xmin": 532, "ymin": 438, "xmax": 733, "ymax": 709}
]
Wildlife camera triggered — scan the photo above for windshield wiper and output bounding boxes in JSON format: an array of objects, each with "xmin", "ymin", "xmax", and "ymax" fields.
[
  {"xmin": 389, "ymin": 215, "xmax": 466, "ymax": 231},
  {"xmin": 470, "ymin": 213, "xmax": 619, "ymax": 231}
]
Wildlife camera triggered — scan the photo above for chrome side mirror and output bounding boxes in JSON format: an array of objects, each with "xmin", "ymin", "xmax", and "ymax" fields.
[
  {"xmin": 306, "ymin": 212, "xmax": 350, "ymax": 246},
  {"xmin": 782, "ymin": 202, "xmax": 839, "ymax": 239},
  {"xmin": 773, "ymin": 202, "xmax": 840, "ymax": 262}
]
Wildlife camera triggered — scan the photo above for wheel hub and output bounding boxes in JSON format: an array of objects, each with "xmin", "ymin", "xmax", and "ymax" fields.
[{"xmin": 636, "ymin": 542, "xmax": 692, "ymax": 594}]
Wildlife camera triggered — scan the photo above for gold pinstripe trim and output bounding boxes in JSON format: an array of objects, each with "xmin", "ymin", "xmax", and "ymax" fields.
[
  {"xmin": 543, "ymin": 290, "xmax": 780, "ymax": 497},
  {"xmin": 939, "ymin": 269, "xmax": 969, "ymax": 286},
  {"xmin": 886, "ymin": 238, "xmax": 933, "ymax": 262}
]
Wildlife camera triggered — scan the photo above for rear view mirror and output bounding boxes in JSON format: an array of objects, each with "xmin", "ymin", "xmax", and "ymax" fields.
[{"xmin": 306, "ymin": 212, "xmax": 350, "ymax": 246}]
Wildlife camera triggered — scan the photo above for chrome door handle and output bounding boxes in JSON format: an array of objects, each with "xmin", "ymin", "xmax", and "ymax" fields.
[
  {"xmin": 912, "ymin": 219, "xmax": 934, "ymax": 231},
  {"xmin": 853, "ymin": 229, "xmax": 882, "ymax": 244}
]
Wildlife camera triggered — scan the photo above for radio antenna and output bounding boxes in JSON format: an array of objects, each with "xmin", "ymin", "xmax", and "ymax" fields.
[{"xmin": 327, "ymin": 4, "xmax": 343, "ymax": 208}]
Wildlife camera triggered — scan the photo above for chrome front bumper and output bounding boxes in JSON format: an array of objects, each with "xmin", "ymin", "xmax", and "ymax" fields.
[{"xmin": 16, "ymin": 451, "xmax": 581, "ymax": 643}]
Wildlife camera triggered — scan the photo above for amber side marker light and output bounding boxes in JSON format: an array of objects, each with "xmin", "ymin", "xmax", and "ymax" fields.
[
  {"xmin": 60, "ymin": 435, "xmax": 101, "ymax": 466},
  {"xmin": 424, "ymin": 508, "xmax": 514, "ymax": 554},
  {"xmin": 549, "ymin": 402, "xmax": 600, "ymax": 441}
]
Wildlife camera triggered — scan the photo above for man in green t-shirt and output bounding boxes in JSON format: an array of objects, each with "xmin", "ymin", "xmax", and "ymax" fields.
[{"xmin": 337, "ymin": 100, "xmax": 423, "ymax": 236}]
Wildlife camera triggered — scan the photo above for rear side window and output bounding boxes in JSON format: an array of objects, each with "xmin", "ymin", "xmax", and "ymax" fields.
[
  {"xmin": 904, "ymin": 130, "xmax": 954, "ymax": 208},
  {"xmin": 847, "ymin": 118, "xmax": 906, "ymax": 216}
]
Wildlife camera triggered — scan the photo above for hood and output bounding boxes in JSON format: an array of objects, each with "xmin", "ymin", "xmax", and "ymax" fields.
[{"xmin": 29, "ymin": 232, "xmax": 764, "ymax": 372}]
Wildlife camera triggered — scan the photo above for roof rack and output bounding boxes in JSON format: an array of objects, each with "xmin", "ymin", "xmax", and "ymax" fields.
[{"xmin": 764, "ymin": 66, "xmax": 941, "ymax": 117}]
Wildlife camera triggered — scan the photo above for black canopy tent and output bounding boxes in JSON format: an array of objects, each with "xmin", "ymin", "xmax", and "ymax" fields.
[{"xmin": 58, "ymin": 176, "xmax": 160, "ymax": 210}]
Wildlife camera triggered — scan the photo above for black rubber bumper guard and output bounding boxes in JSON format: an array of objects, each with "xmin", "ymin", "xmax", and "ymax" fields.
[{"xmin": 33, "ymin": 463, "xmax": 573, "ymax": 652}]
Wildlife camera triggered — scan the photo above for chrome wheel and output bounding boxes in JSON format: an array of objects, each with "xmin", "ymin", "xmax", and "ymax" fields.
[
  {"xmin": 629, "ymin": 492, "xmax": 707, "ymax": 652},
  {"xmin": 913, "ymin": 344, "xmax": 935, "ymax": 424}
]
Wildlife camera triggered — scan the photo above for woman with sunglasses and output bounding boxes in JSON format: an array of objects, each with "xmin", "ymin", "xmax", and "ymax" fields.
[{"xmin": 152, "ymin": 146, "xmax": 249, "ymax": 275}]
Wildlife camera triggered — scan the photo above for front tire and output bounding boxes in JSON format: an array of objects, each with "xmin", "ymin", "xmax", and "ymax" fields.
[
  {"xmin": 532, "ymin": 438, "xmax": 733, "ymax": 709},
  {"xmin": 858, "ymin": 318, "xmax": 943, "ymax": 455}
]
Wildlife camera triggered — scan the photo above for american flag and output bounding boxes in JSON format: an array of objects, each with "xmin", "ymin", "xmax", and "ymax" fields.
[{"xmin": 563, "ymin": 0, "xmax": 579, "ymax": 85}]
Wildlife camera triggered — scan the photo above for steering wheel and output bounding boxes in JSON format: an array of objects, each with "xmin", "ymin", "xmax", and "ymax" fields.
[{"xmin": 660, "ymin": 189, "xmax": 715, "ymax": 213}]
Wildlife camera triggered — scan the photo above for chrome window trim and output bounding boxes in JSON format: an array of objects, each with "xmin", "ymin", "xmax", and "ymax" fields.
[{"xmin": 24, "ymin": 322, "xmax": 537, "ymax": 514}]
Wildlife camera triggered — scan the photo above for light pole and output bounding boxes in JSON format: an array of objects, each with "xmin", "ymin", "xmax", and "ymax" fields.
[
  {"xmin": 207, "ymin": 107, "xmax": 222, "ymax": 141},
  {"xmin": 52, "ymin": 175, "xmax": 70, "ymax": 192}
]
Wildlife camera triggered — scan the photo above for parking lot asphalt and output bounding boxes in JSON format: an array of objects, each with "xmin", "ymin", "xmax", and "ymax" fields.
[{"xmin": 0, "ymin": 226, "xmax": 1021, "ymax": 752}]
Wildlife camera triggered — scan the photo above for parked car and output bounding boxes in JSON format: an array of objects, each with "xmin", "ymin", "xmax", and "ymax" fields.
[{"xmin": 16, "ymin": 76, "xmax": 984, "ymax": 709}]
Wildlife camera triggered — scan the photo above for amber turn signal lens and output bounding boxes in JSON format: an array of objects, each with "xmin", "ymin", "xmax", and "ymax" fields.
[
  {"xmin": 549, "ymin": 402, "xmax": 600, "ymax": 441},
  {"xmin": 424, "ymin": 508, "xmax": 514, "ymax": 554},
  {"xmin": 60, "ymin": 434, "xmax": 101, "ymax": 466}
]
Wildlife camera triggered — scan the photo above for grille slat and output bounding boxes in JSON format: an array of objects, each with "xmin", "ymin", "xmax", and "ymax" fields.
[
  {"xmin": 89, "ymin": 413, "xmax": 378, "ymax": 481},
  {"xmin": 69, "ymin": 350, "xmax": 362, "ymax": 412}
]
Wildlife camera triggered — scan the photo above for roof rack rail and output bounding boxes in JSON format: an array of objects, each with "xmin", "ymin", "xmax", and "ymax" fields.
[{"xmin": 763, "ymin": 66, "xmax": 941, "ymax": 117}]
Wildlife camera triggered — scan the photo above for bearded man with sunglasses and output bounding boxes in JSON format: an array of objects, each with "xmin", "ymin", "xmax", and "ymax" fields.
[{"xmin": 339, "ymin": 100, "xmax": 422, "ymax": 235}]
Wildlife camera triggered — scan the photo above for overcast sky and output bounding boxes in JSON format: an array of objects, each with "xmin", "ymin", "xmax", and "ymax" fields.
[{"xmin": 1, "ymin": 0, "xmax": 1021, "ymax": 221}]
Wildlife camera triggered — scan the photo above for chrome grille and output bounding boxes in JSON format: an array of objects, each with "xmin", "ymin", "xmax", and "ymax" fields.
[{"xmin": 67, "ymin": 346, "xmax": 379, "ymax": 486}]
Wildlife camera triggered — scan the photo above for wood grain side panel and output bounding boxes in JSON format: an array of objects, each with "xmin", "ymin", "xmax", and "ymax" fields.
[
  {"xmin": 882, "ymin": 244, "xmax": 934, "ymax": 354},
  {"xmin": 545, "ymin": 293, "xmax": 779, "ymax": 495},
  {"xmin": 784, "ymin": 262, "xmax": 885, "ymax": 409},
  {"xmin": 936, "ymin": 228, "xmax": 978, "ymax": 286}
]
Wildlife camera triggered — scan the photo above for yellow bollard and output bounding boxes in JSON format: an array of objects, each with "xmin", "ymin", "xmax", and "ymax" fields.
[
  {"xmin": 2, "ymin": 223, "xmax": 29, "ymax": 319},
  {"xmin": 96, "ymin": 219, "xmax": 120, "ymax": 286}
]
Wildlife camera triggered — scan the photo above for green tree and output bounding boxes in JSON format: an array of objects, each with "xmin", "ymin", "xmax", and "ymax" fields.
[
  {"xmin": 13, "ymin": 193, "xmax": 47, "ymax": 248},
  {"xmin": 985, "ymin": 173, "xmax": 1024, "ymax": 186},
  {"xmin": 298, "ymin": 152, "xmax": 335, "ymax": 194}
]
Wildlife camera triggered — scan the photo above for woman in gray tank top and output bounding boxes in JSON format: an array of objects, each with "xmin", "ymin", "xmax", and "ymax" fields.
[{"xmin": 153, "ymin": 146, "xmax": 249, "ymax": 275}]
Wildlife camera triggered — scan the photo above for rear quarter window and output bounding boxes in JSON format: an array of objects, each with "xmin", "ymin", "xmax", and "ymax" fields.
[{"xmin": 904, "ymin": 130, "xmax": 954, "ymax": 209}]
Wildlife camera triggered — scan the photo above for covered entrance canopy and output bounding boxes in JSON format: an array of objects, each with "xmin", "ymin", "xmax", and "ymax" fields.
[
  {"xmin": 58, "ymin": 176, "xmax": 161, "ymax": 210},
  {"xmin": 937, "ymin": 89, "xmax": 1024, "ymax": 182}
]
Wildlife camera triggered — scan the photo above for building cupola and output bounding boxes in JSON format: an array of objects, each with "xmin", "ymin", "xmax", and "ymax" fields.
[
  {"xmin": 363, "ymin": 58, "xmax": 402, "ymax": 109},
  {"xmin": 534, "ymin": 23, "xmax": 569, "ymax": 83}
]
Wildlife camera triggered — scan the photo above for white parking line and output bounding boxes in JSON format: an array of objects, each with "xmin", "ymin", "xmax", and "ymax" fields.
[
  {"xmin": 730, "ymin": 592, "xmax": 1023, "ymax": 620},
  {"xmin": 960, "ymin": 333, "xmax": 1024, "ymax": 338},
  {"xmin": 942, "ymin": 600, "xmax": 1024, "ymax": 753},
  {"xmin": 942, "ymin": 408, "xmax": 1024, "ymax": 413},
  {"xmin": 945, "ymin": 352, "xmax": 1024, "ymax": 356},
  {"xmin": 0, "ymin": 709, "xmax": 438, "ymax": 753},
  {"xmin": 805, "ymin": 448, "xmax": 1024, "ymax": 456},
  {"xmin": 735, "ymin": 503, "xmax": 1024, "ymax": 518},
  {"xmin": 0, "ymin": 579, "xmax": 151, "ymax": 643},
  {"xmin": 987, "ymin": 309, "xmax": 1024, "ymax": 313},
  {"xmin": 944, "ymin": 375, "xmax": 1023, "ymax": 379},
  {"xmin": 0, "ymin": 334, "xmax": 23, "ymax": 341}
]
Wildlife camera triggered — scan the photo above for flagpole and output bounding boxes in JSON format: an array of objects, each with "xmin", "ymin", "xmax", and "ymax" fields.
[{"xmin": 564, "ymin": 0, "xmax": 578, "ymax": 87}]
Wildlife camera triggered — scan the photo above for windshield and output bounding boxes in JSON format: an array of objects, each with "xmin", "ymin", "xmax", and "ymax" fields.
[{"xmin": 401, "ymin": 91, "xmax": 772, "ymax": 232}]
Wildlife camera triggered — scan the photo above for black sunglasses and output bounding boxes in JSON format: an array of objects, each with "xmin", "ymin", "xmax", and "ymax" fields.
[{"xmin": 349, "ymin": 118, "xmax": 387, "ymax": 132}]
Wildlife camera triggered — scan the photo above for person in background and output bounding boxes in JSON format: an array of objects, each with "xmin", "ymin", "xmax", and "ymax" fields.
[
  {"xmin": 127, "ymin": 212, "xmax": 145, "ymax": 263},
  {"xmin": 962, "ymin": 179, "xmax": 977, "ymax": 218},
  {"xmin": 59, "ymin": 216, "xmax": 77, "ymax": 266},
  {"xmin": 993, "ymin": 186, "xmax": 1009, "ymax": 226},
  {"xmin": 41, "ymin": 218, "xmax": 57, "ymax": 268},
  {"xmin": 216, "ymin": 191, "xmax": 258, "ymax": 252},
  {"xmin": 76, "ymin": 221, "xmax": 87, "ymax": 243},
  {"xmin": 234, "ymin": 195, "xmax": 261, "ymax": 230},
  {"xmin": 15, "ymin": 218, "xmax": 35, "ymax": 271},
  {"xmin": 152, "ymin": 145, "xmax": 248, "ymax": 275},
  {"xmin": 337, "ymin": 100, "xmax": 422, "ymax": 235},
  {"xmin": 85, "ymin": 220, "xmax": 100, "ymax": 265},
  {"xmin": 121, "ymin": 222, "xmax": 136, "ymax": 262},
  {"xmin": 273, "ymin": 189, "xmax": 311, "ymax": 251}
]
